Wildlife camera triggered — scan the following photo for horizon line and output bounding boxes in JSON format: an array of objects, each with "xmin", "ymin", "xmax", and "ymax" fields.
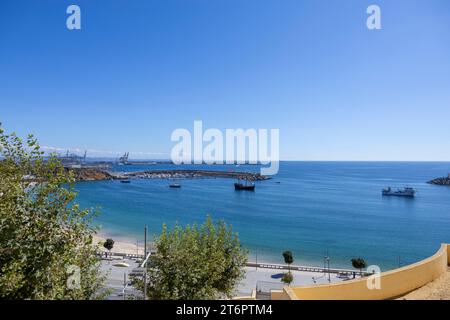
[{"xmin": 77, "ymin": 157, "xmax": 450, "ymax": 163}]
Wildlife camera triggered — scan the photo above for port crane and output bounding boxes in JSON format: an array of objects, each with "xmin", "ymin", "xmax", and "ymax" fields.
[{"xmin": 119, "ymin": 152, "xmax": 130, "ymax": 165}]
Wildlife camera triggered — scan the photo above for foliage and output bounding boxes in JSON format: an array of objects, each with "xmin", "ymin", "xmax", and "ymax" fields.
[
  {"xmin": 0, "ymin": 123, "xmax": 106, "ymax": 299},
  {"xmin": 282, "ymin": 250, "xmax": 294, "ymax": 267},
  {"xmin": 351, "ymin": 258, "xmax": 367, "ymax": 271},
  {"xmin": 103, "ymin": 239, "xmax": 114, "ymax": 252},
  {"xmin": 281, "ymin": 272, "xmax": 293, "ymax": 285},
  {"xmin": 133, "ymin": 216, "xmax": 248, "ymax": 300}
]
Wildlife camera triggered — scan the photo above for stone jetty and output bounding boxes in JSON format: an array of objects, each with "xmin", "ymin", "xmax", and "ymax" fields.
[
  {"xmin": 73, "ymin": 168, "xmax": 268, "ymax": 182},
  {"xmin": 120, "ymin": 169, "xmax": 268, "ymax": 181}
]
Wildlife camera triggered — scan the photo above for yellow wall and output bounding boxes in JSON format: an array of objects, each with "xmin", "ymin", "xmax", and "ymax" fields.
[
  {"xmin": 277, "ymin": 244, "xmax": 449, "ymax": 300},
  {"xmin": 447, "ymin": 244, "xmax": 450, "ymax": 265}
]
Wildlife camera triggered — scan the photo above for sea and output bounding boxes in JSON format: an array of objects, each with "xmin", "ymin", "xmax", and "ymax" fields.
[{"xmin": 74, "ymin": 161, "xmax": 450, "ymax": 271}]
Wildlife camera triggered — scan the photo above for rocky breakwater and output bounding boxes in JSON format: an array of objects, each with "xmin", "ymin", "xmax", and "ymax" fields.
[
  {"xmin": 428, "ymin": 174, "xmax": 450, "ymax": 186},
  {"xmin": 124, "ymin": 170, "xmax": 269, "ymax": 181},
  {"xmin": 70, "ymin": 168, "xmax": 269, "ymax": 182}
]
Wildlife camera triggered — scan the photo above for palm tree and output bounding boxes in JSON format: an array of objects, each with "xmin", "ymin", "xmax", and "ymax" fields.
[
  {"xmin": 282, "ymin": 250, "xmax": 294, "ymax": 272},
  {"xmin": 103, "ymin": 238, "xmax": 115, "ymax": 257},
  {"xmin": 351, "ymin": 258, "xmax": 367, "ymax": 272}
]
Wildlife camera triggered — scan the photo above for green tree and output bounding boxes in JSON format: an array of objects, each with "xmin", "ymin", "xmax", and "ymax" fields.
[
  {"xmin": 134, "ymin": 216, "xmax": 248, "ymax": 300},
  {"xmin": 351, "ymin": 258, "xmax": 367, "ymax": 272},
  {"xmin": 282, "ymin": 250, "xmax": 294, "ymax": 272},
  {"xmin": 281, "ymin": 272, "xmax": 293, "ymax": 286},
  {"xmin": 0, "ymin": 124, "xmax": 106, "ymax": 299},
  {"xmin": 103, "ymin": 239, "xmax": 114, "ymax": 256}
]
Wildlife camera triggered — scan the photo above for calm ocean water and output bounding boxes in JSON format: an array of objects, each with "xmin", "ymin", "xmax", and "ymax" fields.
[{"xmin": 75, "ymin": 162, "xmax": 450, "ymax": 271}]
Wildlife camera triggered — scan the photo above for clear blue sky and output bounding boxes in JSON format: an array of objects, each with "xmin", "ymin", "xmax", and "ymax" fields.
[{"xmin": 1, "ymin": 0, "xmax": 449, "ymax": 160}]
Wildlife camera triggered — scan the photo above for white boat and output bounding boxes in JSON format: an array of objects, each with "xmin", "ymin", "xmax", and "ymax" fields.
[{"xmin": 113, "ymin": 262, "xmax": 130, "ymax": 268}]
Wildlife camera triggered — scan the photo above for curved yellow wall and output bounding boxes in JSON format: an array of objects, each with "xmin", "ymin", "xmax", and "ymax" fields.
[
  {"xmin": 280, "ymin": 244, "xmax": 449, "ymax": 300},
  {"xmin": 447, "ymin": 244, "xmax": 450, "ymax": 265}
]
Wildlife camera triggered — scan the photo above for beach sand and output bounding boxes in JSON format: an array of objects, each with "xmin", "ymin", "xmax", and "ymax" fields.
[{"xmin": 93, "ymin": 234, "xmax": 145, "ymax": 256}]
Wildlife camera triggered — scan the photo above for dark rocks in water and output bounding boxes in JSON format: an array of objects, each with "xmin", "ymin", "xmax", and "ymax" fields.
[
  {"xmin": 427, "ymin": 175, "xmax": 450, "ymax": 186},
  {"xmin": 69, "ymin": 168, "xmax": 114, "ymax": 181}
]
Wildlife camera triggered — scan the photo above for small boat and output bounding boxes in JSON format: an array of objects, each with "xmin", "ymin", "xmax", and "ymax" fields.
[
  {"xmin": 234, "ymin": 178, "xmax": 255, "ymax": 191},
  {"xmin": 382, "ymin": 187, "xmax": 416, "ymax": 198},
  {"xmin": 120, "ymin": 179, "xmax": 131, "ymax": 183},
  {"xmin": 169, "ymin": 183, "xmax": 181, "ymax": 188},
  {"xmin": 113, "ymin": 262, "xmax": 130, "ymax": 268},
  {"xmin": 234, "ymin": 183, "xmax": 255, "ymax": 191}
]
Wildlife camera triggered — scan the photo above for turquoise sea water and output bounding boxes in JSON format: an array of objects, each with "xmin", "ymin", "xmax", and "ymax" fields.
[{"xmin": 75, "ymin": 162, "xmax": 450, "ymax": 271}]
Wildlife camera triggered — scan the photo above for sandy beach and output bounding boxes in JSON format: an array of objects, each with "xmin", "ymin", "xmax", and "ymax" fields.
[{"xmin": 93, "ymin": 234, "xmax": 146, "ymax": 256}]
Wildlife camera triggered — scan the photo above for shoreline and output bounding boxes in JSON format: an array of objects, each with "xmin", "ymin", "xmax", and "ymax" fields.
[
  {"xmin": 92, "ymin": 232, "xmax": 367, "ymax": 274},
  {"xmin": 93, "ymin": 234, "xmax": 146, "ymax": 256}
]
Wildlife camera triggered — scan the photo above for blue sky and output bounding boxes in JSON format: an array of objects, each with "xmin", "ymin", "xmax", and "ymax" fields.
[{"xmin": 1, "ymin": 0, "xmax": 449, "ymax": 160}]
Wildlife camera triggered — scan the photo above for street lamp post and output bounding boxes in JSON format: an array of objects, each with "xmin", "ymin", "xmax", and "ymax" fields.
[
  {"xmin": 143, "ymin": 225, "xmax": 147, "ymax": 300},
  {"xmin": 325, "ymin": 249, "xmax": 330, "ymax": 283}
]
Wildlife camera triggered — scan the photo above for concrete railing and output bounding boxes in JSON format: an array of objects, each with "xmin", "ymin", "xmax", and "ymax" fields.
[
  {"xmin": 232, "ymin": 289, "xmax": 257, "ymax": 300},
  {"xmin": 275, "ymin": 243, "xmax": 449, "ymax": 300},
  {"xmin": 246, "ymin": 262, "xmax": 370, "ymax": 276}
]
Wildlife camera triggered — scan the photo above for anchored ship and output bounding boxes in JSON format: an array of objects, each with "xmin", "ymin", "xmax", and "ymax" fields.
[
  {"xmin": 234, "ymin": 178, "xmax": 255, "ymax": 191},
  {"xmin": 382, "ymin": 187, "xmax": 416, "ymax": 198}
]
